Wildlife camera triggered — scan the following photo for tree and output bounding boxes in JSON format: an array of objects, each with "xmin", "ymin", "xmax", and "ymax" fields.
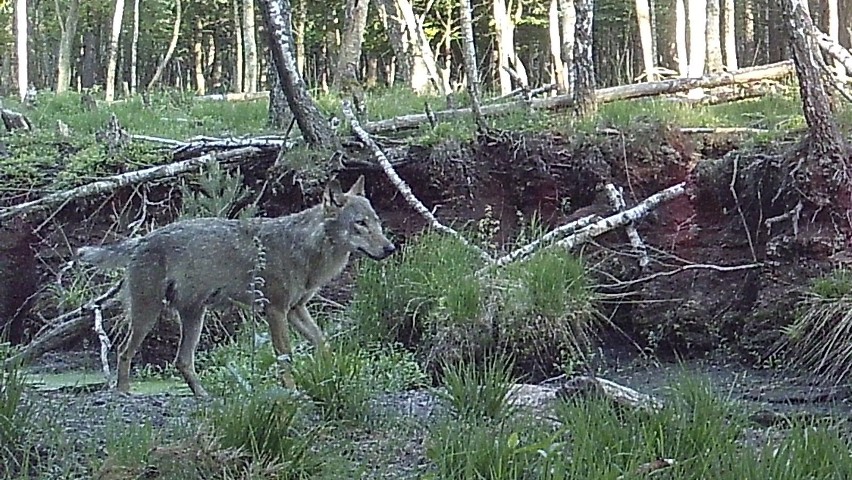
[
  {"xmin": 722, "ymin": 0, "xmax": 737, "ymax": 70},
  {"xmin": 675, "ymin": 0, "xmax": 688, "ymax": 76},
  {"xmin": 558, "ymin": 0, "xmax": 576, "ymax": 94},
  {"xmin": 243, "ymin": 0, "xmax": 259, "ymax": 93},
  {"xmin": 15, "ymin": 0, "xmax": 27, "ymax": 101},
  {"xmin": 55, "ymin": 0, "xmax": 80, "ymax": 94},
  {"xmin": 494, "ymin": 0, "xmax": 523, "ymax": 94},
  {"xmin": 333, "ymin": 0, "xmax": 370, "ymax": 90},
  {"xmin": 705, "ymin": 0, "xmax": 723, "ymax": 72},
  {"xmin": 130, "ymin": 0, "xmax": 140, "ymax": 94},
  {"xmin": 105, "ymin": 0, "xmax": 127, "ymax": 102},
  {"xmin": 828, "ymin": 0, "xmax": 842, "ymax": 78},
  {"xmin": 573, "ymin": 0, "xmax": 595, "ymax": 117},
  {"xmin": 258, "ymin": 0, "xmax": 339, "ymax": 149},
  {"xmin": 232, "ymin": 0, "xmax": 244, "ymax": 93},
  {"xmin": 147, "ymin": 0, "xmax": 182, "ymax": 90},
  {"xmin": 635, "ymin": 0, "xmax": 656, "ymax": 81},
  {"xmin": 459, "ymin": 0, "xmax": 487, "ymax": 130}
]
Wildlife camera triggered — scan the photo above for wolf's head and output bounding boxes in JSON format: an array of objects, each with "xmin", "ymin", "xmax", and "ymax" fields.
[{"xmin": 323, "ymin": 175, "xmax": 396, "ymax": 260}]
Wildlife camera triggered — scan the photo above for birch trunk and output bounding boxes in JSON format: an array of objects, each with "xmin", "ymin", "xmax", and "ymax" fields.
[
  {"xmin": 233, "ymin": 0, "xmax": 244, "ymax": 92},
  {"xmin": 130, "ymin": 0, "xmax": 140, "ymax": 93},
  {"xmin": 675, "ymin": 0, "xmax": 688, "ymax": 77},
  {"xmin": 243, "ymin": 0, "xmax": 259, "ymax": 93},
  {"xmin": 706, "ymin": 0, "xmax": 723, "ymax": 72},
  {"xmin": 635, "ymin": 0, "xmax": 656, "ymax": 81},
  {"xmin": 722, "ymin": 0, "xmax": 737, "ymax": 70},
  {"xmin": 460, "ymin": 0, "xmax": 487, "ymax": 129},
  {"xmin": 559, "ymin": 0, "xmax": 576, "ymax": 94},
  {"xmin": 494, "ymin": 0, "xmax": 514, "ymax": 94},
  {"xmin": 828, "ymin": 0, "xmax": 842, "ymax": 78},
  {"xmin": 15, "ymin": 0, "xmax": 28, "ymax": 101},
  {"xmin": 105, "ymin": 0, "xmax": 126, "ymax": 102},
  {"xmin": 147, "ymin": 0, "xmax": 182, "ymax": 90},
  {"xmin": 572, "ymin": 0, "xmax": 595, "ymax": 117},
  {"xmin": 333, "ymin": 0, "xmax": 371, "ymax": 90},
  {"xmin": 56, "ymin": 0, "xmax": 80, "ymax": 94}
]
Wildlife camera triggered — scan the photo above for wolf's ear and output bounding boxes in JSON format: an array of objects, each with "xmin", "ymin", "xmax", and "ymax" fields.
[
  {"xmin": 323, "ymin": 178, "xmax": 346, "ymax": 209},
  {"xmin": 347, "ymin": 175, "xmax": 366, "ymax": 197}
]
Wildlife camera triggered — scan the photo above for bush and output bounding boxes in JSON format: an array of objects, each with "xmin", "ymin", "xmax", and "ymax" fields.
[
  {"xmin": 0, "ymin": 354, "xmax": 35, "ymax": 477},
  {"xmin": 437, "ymin": 354, "xmax": 517, "ymax": 423}
]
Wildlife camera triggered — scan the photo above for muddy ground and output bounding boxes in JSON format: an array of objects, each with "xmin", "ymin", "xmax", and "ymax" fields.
[{"xmin": 2, "ymin": 124, "xmax": 851, "ymax": 453}]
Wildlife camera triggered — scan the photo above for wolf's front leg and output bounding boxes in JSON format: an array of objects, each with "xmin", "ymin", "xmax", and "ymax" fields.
[
  {"xmin": 289, "ymin": 304, "xmax": 330, "ymax": 354},
  {"xmin": 266, "ymin": 306, "xmax": 297, "ymax": 389}
]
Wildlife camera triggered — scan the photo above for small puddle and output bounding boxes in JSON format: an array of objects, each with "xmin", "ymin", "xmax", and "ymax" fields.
[{"xmin": 24, "ymin": 370, "xmax": 192, "ymax": 396}]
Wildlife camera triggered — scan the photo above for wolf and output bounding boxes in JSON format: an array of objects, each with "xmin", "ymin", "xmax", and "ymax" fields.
[{"xmin": 77, "ymin": 175, "xmax": 395, "ymax": 397}]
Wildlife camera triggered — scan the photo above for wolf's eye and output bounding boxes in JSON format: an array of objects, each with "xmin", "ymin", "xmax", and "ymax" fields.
[{"xmin": 356, "ymin": 219, "xmax": 368, "ymax": 229}]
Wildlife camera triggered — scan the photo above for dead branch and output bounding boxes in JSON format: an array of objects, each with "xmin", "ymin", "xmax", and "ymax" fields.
[
  {"xmin": 554, "ymin": 183, "xmax": 687, "ymax": 252},
  {"xmin": 598, "ymin": 126, "xmax": 769, "ymax": 135},
  {"xmin": 0, "ymin": 147, "xmax": 260, "ymax": 222},
  {"xmin": 2, "ymin": 283, "xmax": 122, "ymax": 369},
  {"xmin": 604, "ymin": 183, "xmax": 650, "ymax": 268},
  {"xmin": 813, "ymin": 30, "xmax": 852, "ymax": 76},
  {"xmin": 363, "ymin": 61, "xmax": 795, "ymax": 134},
  {"xmin": 600, "ymin": 262, "xmax": 763, "ymax": 289},
  {"xmin": 194, "ymin": 91, "xmax": 271, "ymax": 102},
  {"xmin": 341, "ymin": 100, "xmax": 493, "ymax": 263},
  {"xmin": 558, "ymin": 375, "xmax": 665, "ymax": 412}
]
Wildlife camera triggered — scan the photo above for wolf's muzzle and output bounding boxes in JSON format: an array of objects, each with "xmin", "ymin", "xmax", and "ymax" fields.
[{"xmin": 361, "ymin": 243, "xmax": 396, "ymax": 260}]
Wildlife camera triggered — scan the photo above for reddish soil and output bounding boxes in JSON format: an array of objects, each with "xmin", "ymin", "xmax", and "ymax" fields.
[{"xmin": 2, "ymin": 125, "xmax": 849, "ymax": 372}]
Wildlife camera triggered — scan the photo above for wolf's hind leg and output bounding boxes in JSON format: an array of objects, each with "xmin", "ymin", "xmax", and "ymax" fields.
[
  {"xmin": 174, "ymin": 303, "xmax": 209, "ymax": 397},
  {"xmin": 266, "ymin": 306, "xmax": 296, "ymax": 389},
  {"xmin": 117, "ymin": 293, "xmax": 163, "ymax": 393},
  {"xmin": 289, "ymin": 304, "xmax": 329, "ymax": 354}
]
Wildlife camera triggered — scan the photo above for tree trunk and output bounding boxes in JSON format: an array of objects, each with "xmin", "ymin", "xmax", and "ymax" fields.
[
  {"xmin": 56, "ymin": 0, "xmax": 80, "ymax": 94},
  {"xmin": 130, "ymin": 0, "xmax": 140, "ymax": 93},
  {"xmin": 377, "ymin": 0, "xmax": 411, "ymax": 86},
  {"xmin": 194, "ymin": 19, "xmax": 206, "ymax": 94},
  {"xmin": 705, "ymin": 0, "xmax": 723, "ymax": 72},
  {"xmin": 722, "ymin": 0, "xmax": 737, "ymax": 70},
  {"xmin": 243, "ymin": 0, "xmax": 259, "ymax": 93},
  {"xmin": 105, "ymin": 0, "xmax": 126, "ymax": 102},
  {"xmin": 258, "ymin": 0, "xmax": 339, "ymax": 150},
  {"xmin": 267, "ymin": 52, "xmax": 292, "ymax": 128},
  {"xmin": 459, "ymin": 0, "xmax": 487, "ymax": 130},
  {"xmin": 232, "ymin": 0, "xmax": 244, "ymax": 92},
  {"xmin": 572, "ymin": 0, "xmax": 595, "ymax": 117},
  {"xmin": 743, "ymin": 0, "xmax": 755, "ymax": 66},
  {"xmin": 549, "ymin": 0, "xmax": 570, "ymax": 92},
  {"xmin": 828, "ymin": 0, "xmax": 842, "ymax": 78},
  {"xmin": 687, "ymin": 0, "xmax": 706, "ymax": 78},
  {"xmin": 333, "ymin": 0, "xmax": 371, "ymax": 90},
  {"xmin": 146, "ymin": 0, "xmax": 182, "ymax": 90},
  {"xmin": 294, "ymin": 0, "xmax": 306, "ymax": 74},
  {"xmin": 15, "ymin": 0, "xmax": 28, "ymax": 101},
  {"xmin": 81, "ymin": 30, "xmax": 97, "ymax": 89},
  {"xmin": 395, "ymin": 0, "xmax": 444, "ymax": 93},
  {"xmin": 675, "ymin": 0, "xmax": 688, "ymax": 76},
  {"xmin": 559, "ymin": 0, "xmax": 576, "ymax": 95},
  {"xmin": 494, "ymin": 0, "xmax": 514, "ymax": 94},
  {"xmin": 635, "ymin": 0, "xmax": 656, "ymax": 81},
  {"xmin": 782, "ymin": 0, "xmax": 848, "ymax": 209}
]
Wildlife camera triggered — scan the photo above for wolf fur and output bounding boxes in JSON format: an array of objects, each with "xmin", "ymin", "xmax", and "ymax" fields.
[{"xmin": 77, "ymin": 175, "xmax": 395, "ymax": 396}]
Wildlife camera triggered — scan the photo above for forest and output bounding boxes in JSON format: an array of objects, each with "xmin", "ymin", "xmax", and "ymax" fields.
[{"xmin": 1, "ymin": 0, "xmax": 852, "ymax": 478}]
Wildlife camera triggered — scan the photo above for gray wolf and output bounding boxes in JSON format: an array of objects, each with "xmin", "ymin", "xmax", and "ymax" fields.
[{"xmin": 78, "ymin": 175, "xmax": 395, "ymax": 396}]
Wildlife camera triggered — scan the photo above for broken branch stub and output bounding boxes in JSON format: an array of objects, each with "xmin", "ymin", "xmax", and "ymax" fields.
[{"xmin": 340, "ymin": 100, "xmax": 493, "ymax": 264}]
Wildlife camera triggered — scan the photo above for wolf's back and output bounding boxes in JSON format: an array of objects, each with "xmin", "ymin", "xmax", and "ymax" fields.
[{"xmin": 77, "ymin": 237, "xmax": 142, "ymax": 270}]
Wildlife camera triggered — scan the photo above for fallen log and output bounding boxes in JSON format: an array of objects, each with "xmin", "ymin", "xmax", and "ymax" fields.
[
  {"xmin": 1, "ymin": 108, "xmax": 33, "ymax": 132},
  {"xmin": 194, "ymin": 91, "xmax": 270, "ymax": 102},
  {"xmin": 604, "ymin": 183, "xmax": 650, "ymax": 268},
  {"xmin": 3, "ymin": 283, "xmax": 122, "ymax": 369},
  {"xmin": 363, "ymin": 61, "xmax": 795, "ymax": 134},
  {"xmin": 558, "ymin": 375, "xmax": 665, "ymax": 412},
  {"xmin": 0, "ymin": 146, "xmax": 260, "ymax": 222}
]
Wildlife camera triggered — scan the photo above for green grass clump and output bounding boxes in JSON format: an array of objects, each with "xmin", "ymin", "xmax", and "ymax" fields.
[
  {"xmin": 437, "ymin": 354, "xmax": 518, "ymax": 423},
  {"xmin": 810, "ymin": 268, "xmax": 852, "ymax": 300},
  {"xmin": 0, "ymin": 358, "xmax": 33, "ymax": 478}
]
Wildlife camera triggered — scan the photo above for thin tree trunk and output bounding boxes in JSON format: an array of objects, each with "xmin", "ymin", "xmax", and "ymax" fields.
[
  {"xmin": 395, "ymin": 0, "xmax": 444, "ymax": 93},
  {"xmin": 675, "ymin": 0, "xmax": 688, "ymax": 76},
  {"xmin": 105, "ymin": 0, "xmax": 126, "ymax": 102},
  {"xmin": 146, "ymin": 0, "xmax": 181, "ymax": 90},
  {"xmin": 572, "ymin": 0, "xmax": 595, "ymax": 117},
  {"xmin": 635, "ymin": 0, "xmax": 656, "ymax": 81},
  {"xmin": 194, "ymin": 18, "xmax": 206, "ymax": 94},
  {"xmin": 722, "ymin": 0, "xmax": 737, "ymax": 70},
  {"xmin": 56, "ymin": 0, "xmax": 80, "ymax": 94},
  {"xmin": 267, "ymin": 52, "xmax": 292, "ymax": 128},
  {"xmin": 333, "ymin": 0, "xmax": 371, "ymax": 90},
  {"xmin": 294, "ymin": 0, "xmax": 306, "ymax": 74},
  {"xmin": 549, "ymin": 0, "xmax": 566, "ymax": 90},
  {"xmin": 243, "ymin": 0, "xmax": 259, "ymax": 93},
  {"xmin": 377, "ymin": 0, "xmax": 411, "ymax": 86},
  {"xmin": 828, "ymin": 0, "xmax": 842, "ymax": 78},
  {"xmin": 16, "ymin": 0, "xmax": 29, "ymax": 101},
  {"xmin": 494, "ymin": 0, "xmax": 514, "ymax": 94},
  {"xmin": 705, "ymin": 0, "xmax": 723, "ymax": 72},
  {"xmin": 743, "ymin": 0, "xmax": 754, "ymax": 66},
  {"xmin": 232, "ymin": 0, "xmax": 244, "ymax": 92},
  {"xmin": 258, "ymin": 0, "xmax": 339, "ymax": 150},
  {"xmin": 687, "ymin": 0, "xmax": 706, "ymax": 78},
  {"xmin": 559, "ymin": 0, "xmax": 576, "ymax": 95},
  {"xmin": 130, "ymin": 0, "xmax": 140, "ymax": 93},
  {"xmin": 459, "ymin": 0, "xmax": 487, "ymax": 130}
]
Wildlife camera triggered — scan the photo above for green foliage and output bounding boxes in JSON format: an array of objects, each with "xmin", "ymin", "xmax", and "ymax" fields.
[
  {"xmin": 810, "ymin": 268, "xmax": 852, "ymax": 299},
  {"xmin": 208, "ymin": 387, "xmax": 330, "ymax": 478},
  {"xmin": 437, "ymin": 354, "xmax": 517, "ymax": 423},
  {"xmin": 425, "ymin": 416, "xmax": 566, "ymax": 480},
  {"xmin": 179, "ymin": 160, "xmax": 258, "ymax": 219},
  {"xmin": 0, "ymin": 357, "xmax": 34, "ymax": 477}
]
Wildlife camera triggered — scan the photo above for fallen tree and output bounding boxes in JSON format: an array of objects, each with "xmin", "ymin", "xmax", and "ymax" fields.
[{"xmin": 363, "ymin": 61, "xmax": 795, "ymax": 134}]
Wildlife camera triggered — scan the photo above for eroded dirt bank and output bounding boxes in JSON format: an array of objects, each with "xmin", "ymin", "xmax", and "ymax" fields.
[{"xmin": 1, "ymin": 125, "xmax": 848, "ymax": 372}]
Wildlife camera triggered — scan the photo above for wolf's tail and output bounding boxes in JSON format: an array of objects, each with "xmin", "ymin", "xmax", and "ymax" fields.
[{"xmin": 77, "ymin": 238, "xmax": 142, "ymax": 270}]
